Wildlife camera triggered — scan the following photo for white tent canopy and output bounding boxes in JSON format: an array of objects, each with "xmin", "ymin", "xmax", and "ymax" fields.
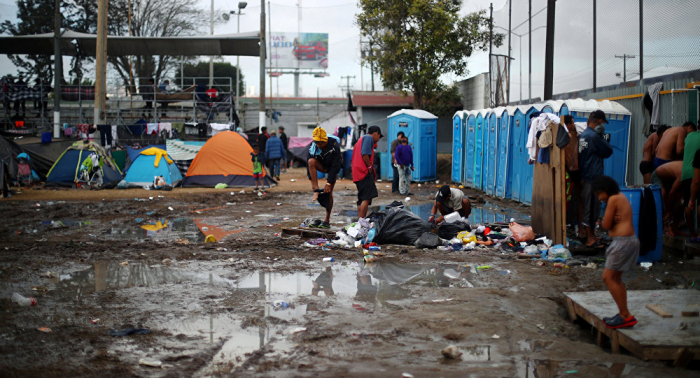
[{"xmin": 0, "ymin": 29, "xmax": 261, "ymax": 57}]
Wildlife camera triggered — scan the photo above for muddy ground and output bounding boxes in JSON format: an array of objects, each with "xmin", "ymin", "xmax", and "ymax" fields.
[{"xmin": 0, "ymin": 168, "xmax": 698, "ymax": 377}]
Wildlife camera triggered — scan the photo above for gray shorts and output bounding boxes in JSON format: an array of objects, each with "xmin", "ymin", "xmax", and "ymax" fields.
[
  {"xmin": 605, "ymin": 235, "xmax": 640, "ymax": 272},
  {"xmin": 581, "ymin": 181, "xmax": 601, "ymax": 229}
]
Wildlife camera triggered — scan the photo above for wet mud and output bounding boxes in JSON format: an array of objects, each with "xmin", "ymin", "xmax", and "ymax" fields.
[{"xmin": 0, "ymin": 170, "xmax": 698, "ymax": 377}]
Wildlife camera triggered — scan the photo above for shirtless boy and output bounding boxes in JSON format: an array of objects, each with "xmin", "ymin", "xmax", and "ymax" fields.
[
  {"xmin": 640, "ymin": 125, "xmax": 669, "ymax": 183},
  {"xmin": 593, "ymin": 175, "xmax": 640, "ymax": 329},
  {"xmin": 654, "ymin": 122, "xmax": 696, "ymax": 169}
]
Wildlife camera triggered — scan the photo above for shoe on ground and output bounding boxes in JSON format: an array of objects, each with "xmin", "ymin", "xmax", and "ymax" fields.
[
  {"xmin": 605, "ymin": 314, "xmax": 637, "ymax": 329},
  {"xmin": 308, "ymin": 219, "xmax": 323, "ymax": 228},
  {"xmin": 318, "ymin": 221, "xmax": 331, "ymax": 229},
  {"xmin": 603, "ymin": 314, "xmax": 618, "ymax": 322}
]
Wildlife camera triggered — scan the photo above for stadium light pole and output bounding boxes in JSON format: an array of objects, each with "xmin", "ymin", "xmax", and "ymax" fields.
[
  {"xmin": 235, "ymin": 2, "xmax": 247, "ymax": 113},
  {"xmin": 495, "ymin": 25, "xmax": 544, "ymax": 103}
]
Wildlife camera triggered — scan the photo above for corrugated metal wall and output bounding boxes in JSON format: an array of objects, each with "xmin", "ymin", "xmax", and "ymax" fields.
[{"xmin": 556, "ymin": 77, "xmax": 698, "ymax": 186}]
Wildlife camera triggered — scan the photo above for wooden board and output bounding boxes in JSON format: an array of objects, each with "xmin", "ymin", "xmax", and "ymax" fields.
[
  {"xmin": 531, "ymin": 117, "xmax": 566, "ymax": 244},
  {"xmin": 281, "ymin": 227, "xmax": 335, "ymax": 239},
  {"xmin": 565, "ymin": 290, "xmax": 700, "ymax": 361},
  {"xmin": 646, "ymin": 304, "xmax": 673, "ymax": 318}
]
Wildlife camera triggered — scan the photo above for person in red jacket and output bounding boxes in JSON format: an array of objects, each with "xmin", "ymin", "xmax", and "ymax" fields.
[{"xmin": 352, "ymin": 125, "xmax": 383, "ymax": 219}]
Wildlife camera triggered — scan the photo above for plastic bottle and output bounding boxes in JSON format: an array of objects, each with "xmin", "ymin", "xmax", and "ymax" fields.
[
  {"xmin": 12, "ymin": 293, "xmax": 36, "ymax": 306},
  {"xmin": 322, "ymin": 257, "xmax": 335, "ymax": 262},
  {"xmin": 366, "ymin": 228, "xmax": 376, "ymax": 243},
  {"xmin": 273, "ymin": 300, "xmax": 290, "ymax": 308}
]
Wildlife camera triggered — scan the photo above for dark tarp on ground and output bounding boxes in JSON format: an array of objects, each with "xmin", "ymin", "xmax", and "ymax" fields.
[{"xmin": 371, "ymin": 207, "xmax": 432, "ymax": 245}]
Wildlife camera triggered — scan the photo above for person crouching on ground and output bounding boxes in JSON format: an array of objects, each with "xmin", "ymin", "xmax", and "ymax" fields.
[
  {"xmin": 251, "ymin": 147, "xmax": 266, "ymax": 191},
  {"xmin": 394, "ymin": 137, "xmax": 414, "ymax": 195},
  {"xmin": 428, "ymin": 185, "xmax": 472, "ymax": 224},
  {"xmin": 352, "ymin": 125, "xmax": 383, "ymax": 219},
  {"xmin": 307, "ymin": 127, "xmax": 343, "ymax": 228},
  {"xmin": 593, "ymin": 175, "xmax": 639, "ymax": 329}
]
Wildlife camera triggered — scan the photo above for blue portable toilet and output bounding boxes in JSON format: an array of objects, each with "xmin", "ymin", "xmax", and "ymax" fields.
[
  {"xmin": 474, "ymin": 109, "xmax": 491, "ymax": 190},
  {"xmin": 451, "ymin": 111, "xmax": 467, "ymax": 184},
  {"xmin": 507, "ymin": 104, "xmax": 542, "ymax": 205},
  {"xmin": 463, "ymin": 111, "xmax": 477, "ymax": 188},
  {"xmin": 484, "ymin": 107, "xmax": 505, "ymax": 196},
  {"xmin": 561, "ymin": 99, "xmax": 631, "ymax": 188},
  {"xmin": 496, "ymin": 106, "xmax": 517, "ymax": 199},
  {"xmin": 543, "ymin": 100, "xmax": 566, "ymax": 116},
  {"xmin": 387, "ymin": 109, "xmax": 438, "ymax": 182}
]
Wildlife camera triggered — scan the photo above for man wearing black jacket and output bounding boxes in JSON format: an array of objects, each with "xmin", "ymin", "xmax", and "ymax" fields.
[
  {"xmin": 307, "ymin": 127, "xmax": 343, "ymax": 228},
  {"xmin": 278, "ymin": 126, "xmax": 289, "ymax": 172}
]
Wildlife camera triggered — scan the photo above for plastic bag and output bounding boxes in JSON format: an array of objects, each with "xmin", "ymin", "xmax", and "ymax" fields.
[
  {"xmin": 414, "ymin": 232, "xmax": 441, "ymax": 248},
  {"xmin": 438, "ymin": 221, "xmax": 471, "ymax": 240},
  {"xmin": 546, "ymin": 244, "xmax": 571, "ymax": 260},
  {"xmin": 373, "ymin": 207, "xmax": 431, "ymax": 245},
  {"xmin": 509, "ymin": 222, "xmax": 535, "ymax": 242}
]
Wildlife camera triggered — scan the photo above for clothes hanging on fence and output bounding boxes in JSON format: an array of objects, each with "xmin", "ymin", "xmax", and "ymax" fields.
[
  {"xmin": 147, "ymin": 123, "xmax": 159, "ymax": 135},
  {"xmin": 527, "ymin": 113, "xmax": 560, "ymax": 161},
  {"xmin": 648, "ymin": 82, "xmax": 663, "ymax": 127},
  {"xmin": 98, "ymin": 125, "xmax": 112, "ymax": 147},
  {"xmin": 159, "ymin": 123, "xmax": 172, "ymax": 138}
]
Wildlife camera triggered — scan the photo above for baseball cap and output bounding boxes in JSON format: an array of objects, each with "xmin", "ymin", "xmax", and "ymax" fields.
[
  {"xmin": 367, "ymin": 125, "xmax": 383, "ymax": 138},
  {"xmin": 436, "ymin": 185, "xmax": 451, "ymax": 204},
  {"xmin": 591, "ymin": 110, "xmax": 609, "ymax": 124}
]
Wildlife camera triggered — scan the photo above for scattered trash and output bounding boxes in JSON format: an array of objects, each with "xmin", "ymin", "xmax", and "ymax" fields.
[
  {"xmin": 91, "ymin": 318, "xmax": 100, "ymax": 324},
  {"xmin": 168, "ymin": 206, "xmax": 174, "ymax": 211},
  {"xmin": 276, "ymin": 203, "xmax": 282, "ymax": 206},
  {"xmin": 582, "ymin": 262, "xmax": 597, "ymax": 269},
  {"xmin": 175, "ymin": 238, "xmax": 190, "ymax": 245},
  {"xmin": 204, "ymin": 235, "xmax": 217, "ymax": 243},
  {"xmin": 364, "ymin": 255, "xmax": 377, "ymax": 263},
  {"xmin": 37, "ymin": 327, "xmax": 52, "ymax": 333},
  {"xmin": 491, "ymin": 334, "xmax": 500, "ymax": 339},
  {"xmin": 432, "ymin": 298, "xmax": 454, "ymax": 303},
  {"xmin": 289, "ymin": 327, "xmax": 306, "ymax": 334},
  {"xmin": 240, "ymin": 190, "xmax": 246, "ymax": 194},
  {"xmin": 537, "ymin": 324, "xmax": 545, "ymax": 330},
  {"xmin": 322, "ymin": 257, "xmax": 335, "ymax": 262},
  {"xmin": 510, "ymin": 222, "xmax": 535, "ymax": 242},
  {"xmin": 31, "ymin": 286, "xmax": 48, "ymax": 292},
  {"xmin": 477, "ymin": 266, "xmax": 492, "ymax": 270},
  {"xmin": 283, "ymin": 217, "xmax": 289, "ymax": 220},
  {"xmin": 404, "ymin": 197, "xmax": 411, "ymax": 201},
  {"xmin": 230, "ymin": 192, "xmax": 235, "ymax": 195},
  {"xmin": 536, "ymin": 260, "xmax": 546, "ymax": 267},
  {"xmin": 119, "ymin": 261, "xmax": 129, "ymax": 267},
  {"xmin": 110, "ymin": 329, "xmax": 152, "ymax": 337},
  {"xmin": 441, "ymin": 345, "xmax": 462, "ymax": 359},
  {"xmin": 402, "ymin": 373, "xmax": 414, "ymax": 378},
  {"xmin": 257, "ymin": 192, "xmax": 263, "ymax": 197},
  {"xmin": 139, "ymin": 358, "xmax": 163, "ymax": 368},
  {"xmin": 640, "ymin": 262, "xmax": 652, "ymax": 270},
  {"xmin": 40, "ymin": 271, "xmax": 58, "ymax": 278},
  {"xmin": 290, "ymin": 179, "xmax": 296, "ymax": 182},
  {"xmin": 214, "ymin": 183, "xmax": 228, "ymax": 189},
  {"xmin": 201, "ymin": 226, "xmax": 209, "ymax": 231},
  {"xmin": 273, "ymin": 300, "xmax": 289, "ymax": 309},
  {"xmin": 245, "ymin": 210, "xmax": 252, "ymax": 213},
  {"xmin": 565, "ymin": 371, "xmax": 578, "ymax": 374},
  {"xmin": 187, "ymin": 302, "xmax": 202, "ymax": 312},
  {"xmin": 679, "ymin": 322, "xmax": 688, "ymax": 330}
]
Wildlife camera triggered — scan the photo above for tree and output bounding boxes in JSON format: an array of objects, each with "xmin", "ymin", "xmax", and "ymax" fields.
[
  {"xmin": 356, "ymin": 0, "xmax": 503, "ymax": 113},
  {"xmin": 0, "ymin": 0, "xmax": 90, "ymax": 81},
  {"xmin": 105, "ymin": 0, "xmax": 207, "ymax": 93},
  {"xmin": 174, "ymin": 61, "xmax": 245, "ymax": 96}
]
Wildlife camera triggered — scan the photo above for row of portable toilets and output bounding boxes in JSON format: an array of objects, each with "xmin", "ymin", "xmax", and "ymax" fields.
[
  {"xmin": 452, "ymin": 98, "xmax": 633, "ymax": 205},
  {"xmin": 453, "ymin": 99, "xmax": 663, "ymax": 262}
]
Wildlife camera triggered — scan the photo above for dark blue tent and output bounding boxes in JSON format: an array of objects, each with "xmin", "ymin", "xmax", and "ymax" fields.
[{"xmin": 46, "ymin": 141, "xmax": 123, "ymax": 187}]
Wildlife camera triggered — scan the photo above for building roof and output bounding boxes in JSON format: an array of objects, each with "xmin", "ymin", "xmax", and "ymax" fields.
[{"xmin": 350, "ymin": 91, "xmax": 414, "ymax": 108}]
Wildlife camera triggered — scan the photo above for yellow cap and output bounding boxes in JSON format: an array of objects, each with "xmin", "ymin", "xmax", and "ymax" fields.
[{"xmin": 312, "ymin": 127, "xmax": 328, "ymax": 142}]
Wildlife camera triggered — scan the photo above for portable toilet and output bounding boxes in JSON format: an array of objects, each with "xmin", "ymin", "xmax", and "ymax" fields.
[
  {"xmin": 387, "ymin": 109, "xmax": 438, "ymax": 182},
  {"xmin": 463, "ymin": 111, "xmax": 477, "ymax": 188},
  {"xmin": 542, "ymin": 100, "xmax": 565, "ymax": 115},
  {"xmin": 474, "ymin": 109, "xmax": 492, "ymax": 190},
  {"xmin": 562, "ymin": 99, "xmax": 631, "ymax": 188},
  {"xmin": 451, "ymin": 111, "xmax": 467, "ymax": 184},
  {"xmin": 496, "ymin": 106, "xmax": 517, "ymax": 199},
  {"xmin": 485, "ymin": 107, "xmax": 505, "ymax": 196},
  {"xmin": 508, "ymin": 104, "xmax": 543, "ymax": 205}
]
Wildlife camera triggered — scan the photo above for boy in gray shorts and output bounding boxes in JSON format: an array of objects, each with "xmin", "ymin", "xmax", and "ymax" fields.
[{"xmin": 593, "ymin": 175, "xmax": 640, "ymax": 329}]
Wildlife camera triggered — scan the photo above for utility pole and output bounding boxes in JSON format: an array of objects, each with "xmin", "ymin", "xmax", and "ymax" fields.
[
  {"xmin": 209, "ymin": 0, "xmax": 214, "ymax": 87},
  {"xmin": 543, "ymin": 0, "xmax": 555, "ymax": 100},
  {"xmin": 369, "ymin": 41, "xmax": 375, "ymax": 91},
  {"xmin": 52, "ymin": 0, "xmax": 61, "ymax": 138},
  {"xmin": 316, "ymin": 87, "xmax": 319, "ymax": 126},
  {"xmin": 488, "ymin": 3, "xmax": 493, "ymax": 107},
  {"xmin": 340, "ymin": 75, "xmax": 355, "ymax": 97},
  {"xmin": 235, "ymin": 2, "xmax": 246, "ymax": 113},
  {"xmin": 528, "ymin": 0, "xmax": 532, "ymax": 102},
  {"xmin": 615, "ymin": 54, "xmax": 636, "ymax": 83},
  {"xmin": 639, "ymin": 0, "xmax": 644, "ymax": 84},
  {"xmin": 268, "ymin": 1, "xmax": 273, "ymax": 112},
  {"xmin": 593, "ymin": 0, "xmax": 597, "ymax": 92},
  {"xmin": 259, "ymin": 0, "xmax": 266, "ymax": 132},
  {"xmin": 94, "ymin": 0, "xmax": 108, "ymax": 127},
  {"xmin": 507, "ymin": 0, "xmax": 511, "ymax": 104}
]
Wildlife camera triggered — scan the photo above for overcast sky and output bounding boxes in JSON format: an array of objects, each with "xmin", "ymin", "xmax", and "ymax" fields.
[{"xmin": 1, "ymin": 0, "xmax": 698, "ymax": 101}]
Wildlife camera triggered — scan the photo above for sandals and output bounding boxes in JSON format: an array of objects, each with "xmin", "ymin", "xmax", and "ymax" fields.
[
  {"xmin": 585, "ymin": 241, "xmax": 607, "ymax": 249},
  {"xmin": 605, "ymin": 314, "xmax": 637, "ymax": 329}
]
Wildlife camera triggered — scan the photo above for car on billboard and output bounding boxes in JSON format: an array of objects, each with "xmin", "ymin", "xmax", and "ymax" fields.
[{"xmin": 293, "ymin": 41, "xmax": 327, "ymax": 60}]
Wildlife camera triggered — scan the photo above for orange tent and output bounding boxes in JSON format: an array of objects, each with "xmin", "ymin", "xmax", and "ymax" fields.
[{"xmin": 182, "ymin": 131, "xmax": 277, "ymax": 187}]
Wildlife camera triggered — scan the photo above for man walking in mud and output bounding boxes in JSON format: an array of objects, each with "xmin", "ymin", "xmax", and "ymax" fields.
[
  {"xmin": 307, "ymin": 127, "xmax": 343, "ymax": 228},
  {"xmin": 352, "ymin": 125, "xmax": 383, "ymax": 219}
]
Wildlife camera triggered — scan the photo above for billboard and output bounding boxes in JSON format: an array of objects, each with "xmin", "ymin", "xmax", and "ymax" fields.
[{"xmin": 269, "ymin": 32, "xmax": 329, "ymax": 70}]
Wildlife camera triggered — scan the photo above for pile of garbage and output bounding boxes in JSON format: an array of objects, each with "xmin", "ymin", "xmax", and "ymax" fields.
[{"xmin": 299, "ymin": 201, "xmax": 573, "ymax": 264}]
